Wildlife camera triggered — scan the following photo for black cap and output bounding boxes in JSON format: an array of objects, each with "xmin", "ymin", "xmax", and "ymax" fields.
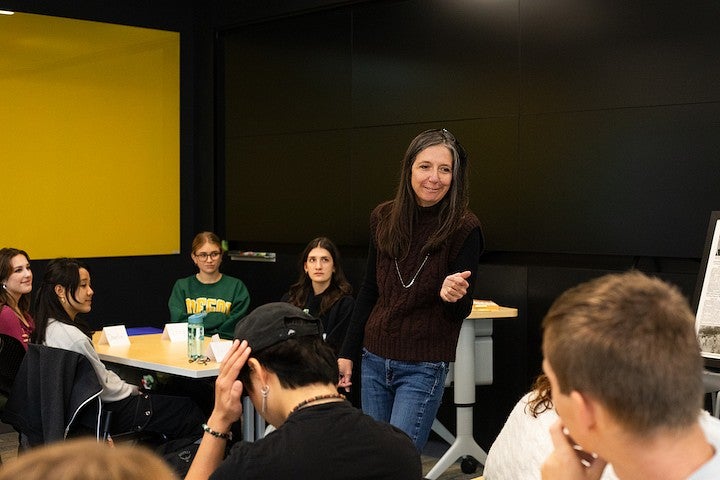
[{"xmin": 233, "ymin": 302, "xmax": 324, "ymax": 353}]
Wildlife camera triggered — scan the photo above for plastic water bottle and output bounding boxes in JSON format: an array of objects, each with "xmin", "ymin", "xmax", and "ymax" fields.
[{"xmin": 187, "ymin": 312, "xmax": 205, "ymax": 360}]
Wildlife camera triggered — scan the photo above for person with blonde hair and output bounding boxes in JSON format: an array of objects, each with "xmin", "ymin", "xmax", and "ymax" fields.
[
  {"xmin": 169, "ymin": 232, "xmax": 250, "ymax": 339},
  {"xmin": 541, "ymin": 271, "xmax": 720, "ymax": 479},
  {"xmin": 0, "ymin": 438, "xmax": 178, "ymax": 480}
]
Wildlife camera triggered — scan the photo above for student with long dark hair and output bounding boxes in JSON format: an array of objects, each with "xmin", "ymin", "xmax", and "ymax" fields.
[
  {"xmin": 32, "ymin": 258, "xmax": 204, "ymax": 440},
  {"xmin": 282, "ymin": 237, "xmax": 353, "ymax": 353},
  {"xmin": 0, "ymin": 247, "xmax": 34, "ymax": 350}
]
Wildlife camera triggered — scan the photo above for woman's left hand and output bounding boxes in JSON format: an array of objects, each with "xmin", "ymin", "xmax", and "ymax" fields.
[{"xmin": 440, "ymin": 270, "xmax": 471, "ymax": 303}]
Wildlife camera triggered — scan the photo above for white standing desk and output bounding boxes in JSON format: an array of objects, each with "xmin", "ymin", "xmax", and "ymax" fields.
[{"xmin": 425, "ymin": 306, "xmax": 518, "ymax": 480}]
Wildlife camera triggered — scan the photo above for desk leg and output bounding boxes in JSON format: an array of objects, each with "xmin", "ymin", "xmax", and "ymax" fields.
[
  {"xmin": 425, "ymin": 318, "xmax": 488, "ymax": 480},
  {"xmin": 241, "ymin": 396, "xmax": 267, "ymax": 441},
  {"xmin": 242, "ymin": 397, "xmax": 255, "ymax": 442},
  {"xmin": 430, "ymin": 418, "xmax": 456, "ymax": 446},
  {"xmin": 255, "ymin": 409, "xmax": 266, "ymax": 439}
]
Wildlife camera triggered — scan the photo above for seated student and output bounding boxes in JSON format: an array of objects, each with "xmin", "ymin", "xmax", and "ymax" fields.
[
  {"xmin": 185, "ymin": 302, "xmax": 422, "ymax": 480},
  {"xmin": 282, "ymin": 237, "xmax": 358, "ymax": 406},
  {"xmin": 484, "ymin": 373, "xmax": 619, "ymax": 480},
  {"xmin": 541, "ymin": 271, "xmax": 720, "ymax": 480},
  {"xmin": 32, "ymin": 258, "xmax": 204, "ymax": 440},
  {"xmin": 0, "ymin": 247, "xmax": 35, "ymax": 350},
  {"xmin": 282, "ymin": 237, "xmax": 354, "ymax": 354},
  {"xmin": 0, "ymin": 437, "xmax": 178, "ymax": 480},
  {"xmin": 169, "ymin": 232, "xmax": 250, "ymax": 339}
]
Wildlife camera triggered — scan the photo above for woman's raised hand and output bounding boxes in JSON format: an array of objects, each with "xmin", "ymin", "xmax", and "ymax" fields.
[{"xmin": 440, "ymin": 270, "xmax": 471, "ymax": 303}]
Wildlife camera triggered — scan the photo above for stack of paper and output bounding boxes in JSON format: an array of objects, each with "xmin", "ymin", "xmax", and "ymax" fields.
[{"xmin": 472, "ymin": 299, "xmax": 500, "ymax": 311}]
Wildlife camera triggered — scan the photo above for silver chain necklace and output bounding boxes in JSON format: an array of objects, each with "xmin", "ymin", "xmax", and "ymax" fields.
[{"xmin": 394, "ymin": 254, "xmax": 430, "ymax": 289}]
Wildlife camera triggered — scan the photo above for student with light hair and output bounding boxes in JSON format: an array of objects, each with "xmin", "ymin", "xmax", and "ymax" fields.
[
  {"xmin": 541, "ymin": 270, "xmax": 720, "ymax": 479},
  {"xmin": 0, "ymin": 438, "xmax": 178, "ymax": 480}
]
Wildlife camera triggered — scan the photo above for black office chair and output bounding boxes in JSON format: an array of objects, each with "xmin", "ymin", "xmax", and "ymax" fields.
[
  {"xmin": 0, "ymin": 334, "xmax": 25, "ymax": 396},
  {"xmin": 0, "ymin": 334, "xmax": 27, "ymax": 463},
  {"xmin": 2, "ymin": 344, "xmax": 103, "ymax": 447},
  {"xmin": 98, "ymin": 409, "xmax": 166, "ymax": 446}
]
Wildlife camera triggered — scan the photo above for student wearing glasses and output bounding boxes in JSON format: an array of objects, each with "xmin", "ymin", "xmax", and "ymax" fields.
[{"xmin": 169, "ymin": 232, "xmax": 250, "ymax": 339}]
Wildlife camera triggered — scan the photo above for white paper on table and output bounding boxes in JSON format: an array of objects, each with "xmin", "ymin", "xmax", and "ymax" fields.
[
  {"xmin": 97, "ymin": 325, "xmax": 131, "ymax": 346},
  {"xmin": 162, "ymin": 322, "xmax": 188, "ymax": 342},
  {"xmin": 205, "ymin": 334, "xmax": 232, "ymax": 362}
]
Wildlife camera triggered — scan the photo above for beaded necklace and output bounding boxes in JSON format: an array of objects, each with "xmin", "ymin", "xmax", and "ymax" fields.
[{"xmin": 289, "ymin": 393, "xmax": 345, "ymax": 415}]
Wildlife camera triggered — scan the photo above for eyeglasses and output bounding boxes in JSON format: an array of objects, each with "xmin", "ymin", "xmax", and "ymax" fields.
[{"xmin": 194, "ymin": 251, "xmax": 222, "ymax": 260}]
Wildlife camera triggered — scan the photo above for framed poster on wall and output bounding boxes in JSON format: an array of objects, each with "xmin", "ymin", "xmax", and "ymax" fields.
[{"xmin": 694, "ymin": 211, "xmax": 720, "ymax": 369}]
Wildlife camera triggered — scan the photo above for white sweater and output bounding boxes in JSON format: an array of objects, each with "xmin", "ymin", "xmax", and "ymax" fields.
[
  {"xmin": 483, "ymin": 392, "xmax": 618, "ymax": 480},
  {"xmin": 44, "ymin": 319, "xmax": 138, "ymax": 402}
]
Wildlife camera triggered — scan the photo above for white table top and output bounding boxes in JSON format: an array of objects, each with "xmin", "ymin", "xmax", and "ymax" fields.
[
  {"xmin": 93, "ymin": 332, "xmax": 220, "ymax": 378},
  {"xmin": 92, "ymin": 306, "xmax": 516, "ymax": 380}
]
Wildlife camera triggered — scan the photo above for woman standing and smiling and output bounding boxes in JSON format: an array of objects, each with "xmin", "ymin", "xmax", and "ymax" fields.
[{"xmin": 339, "ymin": 128, "xmax": 483, "ymax": 451}]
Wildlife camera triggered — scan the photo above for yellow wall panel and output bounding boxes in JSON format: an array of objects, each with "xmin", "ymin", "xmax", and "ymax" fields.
[{"xmin": 0, "ymin": 13, "xmax": 180, "ymax": 258}]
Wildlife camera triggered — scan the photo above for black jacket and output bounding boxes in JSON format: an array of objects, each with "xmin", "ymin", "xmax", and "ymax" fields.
[{"xmin": 1, "ymin": 344, "xmax": 103, "ymax": 446}]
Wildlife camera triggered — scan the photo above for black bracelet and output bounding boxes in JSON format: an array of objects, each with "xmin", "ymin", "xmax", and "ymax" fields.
[{"xmin": 201, "ymin": 423, "xmax": 232, "ymax": 440}]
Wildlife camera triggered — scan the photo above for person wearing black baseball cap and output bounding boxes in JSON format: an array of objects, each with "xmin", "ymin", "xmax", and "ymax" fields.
[{"xmin": 185, "ymin": 302, "xmax": 420, "ymax": 480}]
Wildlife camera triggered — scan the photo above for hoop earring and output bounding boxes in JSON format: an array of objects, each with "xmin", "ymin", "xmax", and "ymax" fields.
[
  {"xmin": 1, "ymin": 283, "xmax": 6, "ymax": 290},
  {"xmin": 261, "ymin": 385, "xmax": 270, "ymax": 414}
]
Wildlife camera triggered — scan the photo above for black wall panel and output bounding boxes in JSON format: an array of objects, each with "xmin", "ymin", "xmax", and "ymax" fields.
[
  {"xmin": 222, "ymin": 0, "xmax": 521, "ymax": 251},
  {"xmin": 223, "ymin": 9, "xmax": 352, "ymax": 136},
  {"xmin": 226, "ymin": 129, "xmax": 355, "ymax": 245},
  {"xmin": 221, "ymin": 0, "xmax": 720, "ymax": 258},
  {"xmin": 351, "ymin": 0, "xmax": 518, "ymax": 125},
  {"xmin": 518, "ymin": 103, "xmax": 720, "ymax": 257},
  {"xmin": 520, "ymin": 0, "xmax": 720, "ymax": 112}
]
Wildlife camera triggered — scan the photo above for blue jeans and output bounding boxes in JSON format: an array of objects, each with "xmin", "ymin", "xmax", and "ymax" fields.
[{"xmin": 361, "ymin": 348, "xmax": 449, "ymax": 451}]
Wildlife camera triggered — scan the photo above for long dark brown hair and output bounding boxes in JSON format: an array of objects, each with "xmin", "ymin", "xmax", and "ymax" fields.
[
  {"xmin": 32, "ymin": 258, "xmax": 92, "ymax": 344},
  {"xmin": 285, "ymin": 237, "xmax": 352, "ymax": 316},
  {"xmin": 375, "ymin": 128, "xmax": 471, "ymax": 259},
  {"xmin": 0, "ymin": 247, "xmax": 32, "ymax": 314}
]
